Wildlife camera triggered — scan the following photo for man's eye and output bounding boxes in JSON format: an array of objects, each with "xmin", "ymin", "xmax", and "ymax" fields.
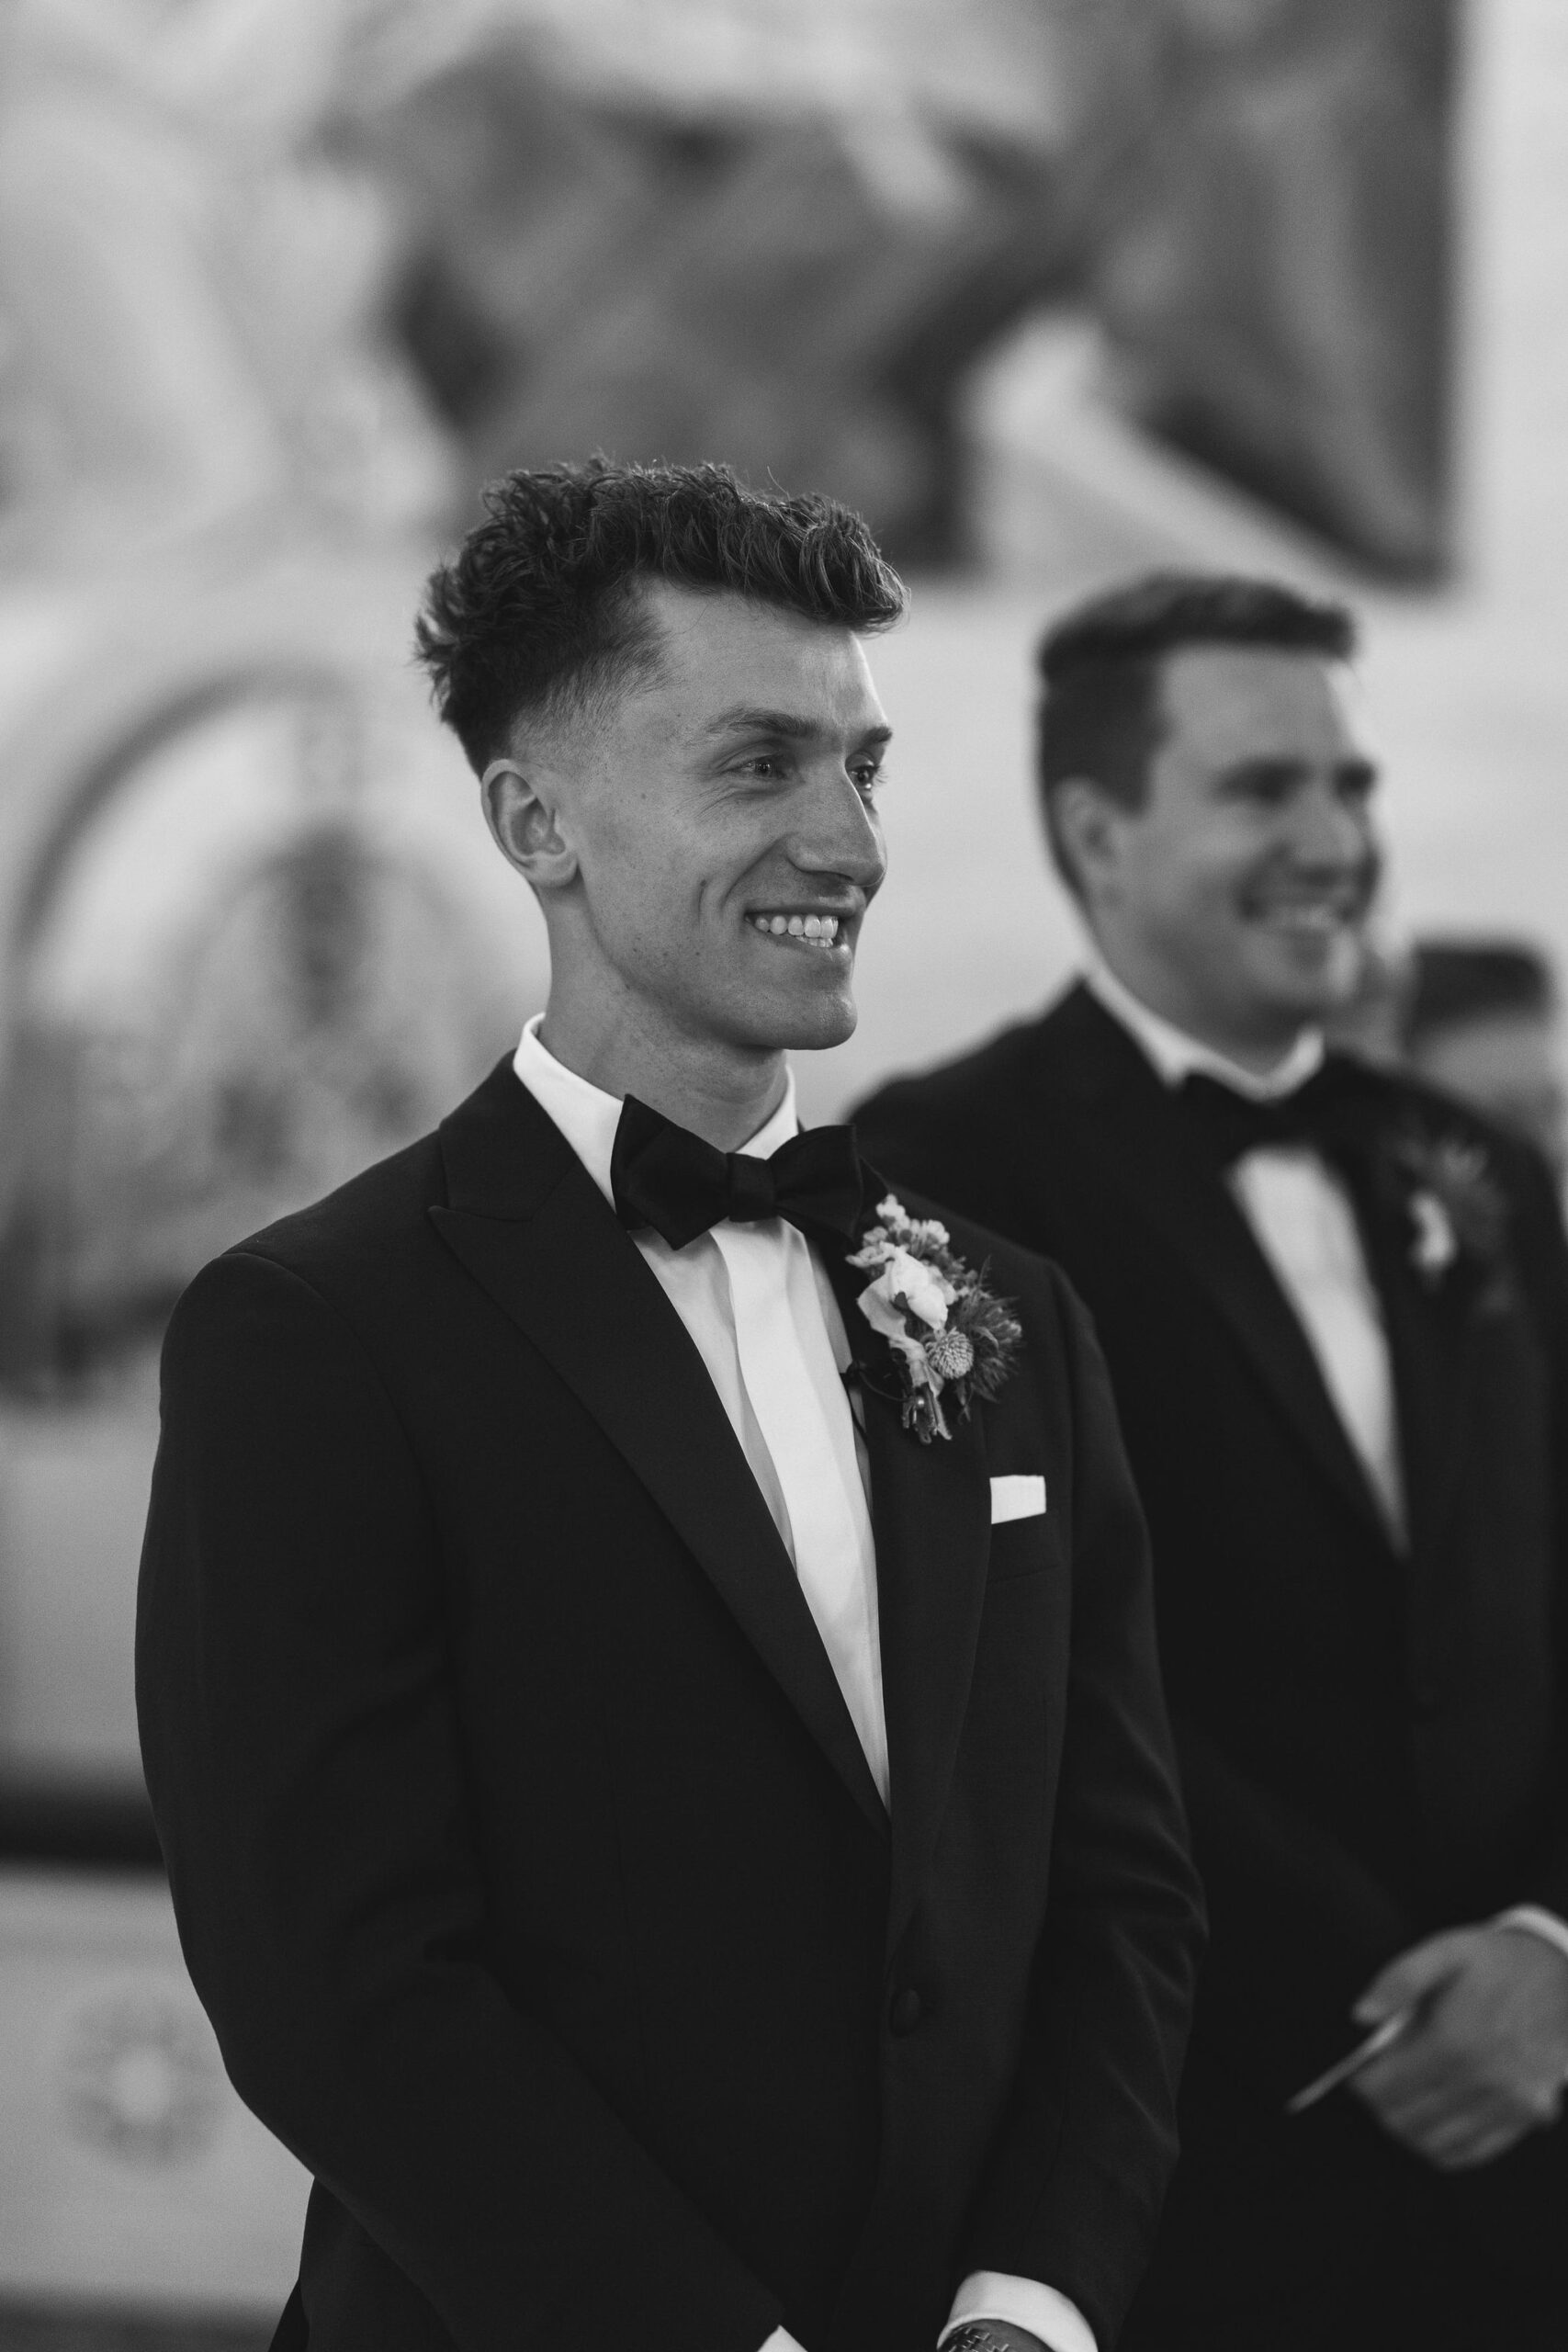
[
  {"xmin": 852, "ymin": 763, "xmax": 885, "ymax": 797},
  {"xmin": 1227, "ymin": 775, "xmax": 1292, "ymax": 808}
]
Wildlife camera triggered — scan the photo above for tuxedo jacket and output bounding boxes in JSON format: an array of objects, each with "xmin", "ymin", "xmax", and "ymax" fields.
[
  {"xmin": 854, "ymin": 986, "xmax": 1568, "ymax": 2312},
  {"xmin": 136, "ymin": 1056, "xmax": 1202, "ymax": 2352}
]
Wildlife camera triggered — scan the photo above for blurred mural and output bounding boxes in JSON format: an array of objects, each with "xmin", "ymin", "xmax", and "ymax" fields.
[
  {"xmin": 0, "ymin": 0, "xmax": 1528, "ymax": 2335},
  {"xmin": 354, "ymin": 0, "xmax": 1458, "ymax": 571}
]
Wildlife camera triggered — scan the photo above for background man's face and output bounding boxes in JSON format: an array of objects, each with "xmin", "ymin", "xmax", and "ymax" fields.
[
  {"xmin": 1096, "ymin": 643, "xmax": 1382, "ymax": 1052},
  {"xmin": 563, "ymin": 583, "xmax": 890, "ymax": 1058}
]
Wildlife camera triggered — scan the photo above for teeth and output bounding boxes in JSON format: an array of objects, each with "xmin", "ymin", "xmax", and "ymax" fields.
[
  {"xmin": 750, "ymin": 913, "xmax": 841, "ymax": 943},
  {"xmin": 1258, "ymin": 904, "xmax": 1347, "ymax": 930}
]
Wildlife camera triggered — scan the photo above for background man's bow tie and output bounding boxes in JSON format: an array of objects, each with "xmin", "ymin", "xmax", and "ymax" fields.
[
  {"xmin": 611, "ymin": 1094, "xmax": 865, "ymax": 1251},
  {"xmin": 1179, "ymin": 1064, "xmax": 1368, "ymax": 1168}
]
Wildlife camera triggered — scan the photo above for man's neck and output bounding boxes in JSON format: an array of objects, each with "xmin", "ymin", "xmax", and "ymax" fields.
[
  {"xmin": 537, "ymin": 1001, "xmax": 788, "ymax": 1152},
  {"xmin": 1083, "ymin": 950, "xmax": 1322, "ymax": 1092},
  {"xmin": 1084, "ymin": 944, "xmax": 1313, "ymax": 1079}
]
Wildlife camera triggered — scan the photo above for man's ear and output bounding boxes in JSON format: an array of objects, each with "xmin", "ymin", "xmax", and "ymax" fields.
[
  {"xmin": 1051, "ymin": 775, "xmax": 1129, "ymax": 905},
  {"xmin": 481, "ymin": 760, "xmax": 578, "ymax": 890}
]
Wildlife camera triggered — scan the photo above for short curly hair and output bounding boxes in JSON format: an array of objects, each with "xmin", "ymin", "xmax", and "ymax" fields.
[
  {"xmin": 414, "ymin": 458, "xmax": 908, "ymax": 775},
  {"xmin": 1036, "ymin": 571, "xmax": 1358, "ymax": 897}
]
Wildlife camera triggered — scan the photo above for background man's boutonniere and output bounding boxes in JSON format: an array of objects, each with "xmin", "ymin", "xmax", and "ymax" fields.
[
  {"xmin": 849, "ymin": 1195, "xmax": 1022, "ymax": 1442},
  {"xmin": 1382, "ymin": 1128, "xmax": 1511, "ymax": 1311}
]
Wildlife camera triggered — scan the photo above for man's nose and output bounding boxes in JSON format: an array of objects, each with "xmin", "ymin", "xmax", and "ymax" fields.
[
  {"xmin": 1288, "ymin": 775, "xmax": 1373, "ymax": 867},
  {"xmin": 789, "ymin": 767, "xmax": 886, "ymax": 888}
]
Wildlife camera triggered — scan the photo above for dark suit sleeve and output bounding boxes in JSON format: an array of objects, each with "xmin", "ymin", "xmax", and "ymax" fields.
[
  {"xmin": 1506, "ymin": 1140, "xmax": 1568, "ymax": 1922},
  {"xmin": 956, "ymin": 1278, "xmax": 1206, "ymax": 2349},
  {"xmin": 1162, "ymin": 1714, "xmax": 1416, "ymax": 2099},
  {"xmin": 136, "ymin": 1250, "xmax": 783, "ymax": 2352}
]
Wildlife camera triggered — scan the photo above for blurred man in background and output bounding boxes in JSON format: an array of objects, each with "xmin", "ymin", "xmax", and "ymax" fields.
[
  {"xmin": 855, "ymin": 573, "xmax": 1568, "ymax": 2350},
  {"xmin": 1404, "ymin": 936, "xmax": 1567, "ymax": 1178}
]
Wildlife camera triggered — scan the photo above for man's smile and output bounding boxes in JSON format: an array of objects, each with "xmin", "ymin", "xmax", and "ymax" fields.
[
  {"xmin": 747, "ymin": 905, "xmax": 857, "ymax": 954},
  {"xmin": 1239, "ymin": 880, "xmax": 1371, "ymax": 940}
]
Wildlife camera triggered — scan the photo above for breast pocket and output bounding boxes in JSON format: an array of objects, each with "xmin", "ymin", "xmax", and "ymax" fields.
[{"xmin": 987, "ymin": 1513, "xmax": 1052, "ymax": 1583}]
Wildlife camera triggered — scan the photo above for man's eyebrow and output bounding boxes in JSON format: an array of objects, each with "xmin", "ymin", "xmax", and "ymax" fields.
[
  {"xmin": 1216, "ymin": 755, "xmax": 1311, "ymax": 782},
  {"xmin": 1214, "ymin": 753, "xmax": 1378, "ymax": 786},
  {"xmin": 702, "ymin": 705, "xmax": 892, "ymax": 748}
]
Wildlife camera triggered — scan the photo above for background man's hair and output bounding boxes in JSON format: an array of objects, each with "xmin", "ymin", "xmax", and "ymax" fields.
[
  {"xmin": 1405, "ymin": 936, "xmax": 1556, "ymax": 1048},
  {"xmin": 415, "ymin": 457, "xmax": 908, "ymax": 775},
  {"xmin": 1034, "ymin": 571, "xmax": 1358, "ymax": 898}
]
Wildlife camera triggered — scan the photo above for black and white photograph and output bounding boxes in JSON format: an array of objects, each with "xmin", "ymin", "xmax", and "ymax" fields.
[{"xmin": 0, "ymin": 5, "xmax": 1564, "ymax": 2350}]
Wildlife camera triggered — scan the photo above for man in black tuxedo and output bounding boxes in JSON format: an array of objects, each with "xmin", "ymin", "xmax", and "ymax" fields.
[
  {"xmin": 136, "ymin": 466, "xmax": 1201, "ymax": 2352},
  {"xmin": 853, "ymin": 575, "xmax": 1568, "ymax": 2350}
]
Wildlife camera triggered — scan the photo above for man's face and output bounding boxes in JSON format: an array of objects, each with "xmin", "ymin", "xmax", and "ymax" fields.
[
  {"xmin": 1087, "ymin": 644, "xmax": 1382, "ymax": 1056},
  {"xmin": 543, "ymin": 584, "xmax": 890, "ymax": 1059}
]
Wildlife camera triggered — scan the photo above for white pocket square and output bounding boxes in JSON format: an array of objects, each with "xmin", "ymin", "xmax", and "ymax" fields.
[{"xmin": 990, "ymin": 1474, "xmax": 1046, "ymax": 1524}]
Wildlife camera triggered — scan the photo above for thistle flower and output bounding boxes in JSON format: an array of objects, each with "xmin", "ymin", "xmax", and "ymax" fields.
[{"xmin": 924, "ymin": 1328, "xmax": 975, "ymax": 1382}]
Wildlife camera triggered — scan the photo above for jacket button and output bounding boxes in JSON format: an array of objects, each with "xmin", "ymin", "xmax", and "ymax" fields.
[{"xmin": 889, "ymin": 1987, "xmax": 923, "ymax": 2036}]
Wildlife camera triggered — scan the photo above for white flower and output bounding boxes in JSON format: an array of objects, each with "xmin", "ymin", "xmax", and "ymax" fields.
[
  {"xmin": 1410, "ymin": 1189, "xmax": 1458, "ymax": 1276},
  {"xmin": 865, "ymin": 1246, "xmax": 954, "ymax": 1330},
  {"xmin": 859, "ymin": 1292, "xmax": 935, "ymax": 1385}
]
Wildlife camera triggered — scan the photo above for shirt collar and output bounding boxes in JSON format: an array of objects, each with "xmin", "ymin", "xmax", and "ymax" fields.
[
  {"xmin": 513, "ymin": 1013, "xmax": 800, "ymax": 1208},
  {"xmin": 1082, "ymin": 952, "xmax": 1325, "ymax": 1102}
]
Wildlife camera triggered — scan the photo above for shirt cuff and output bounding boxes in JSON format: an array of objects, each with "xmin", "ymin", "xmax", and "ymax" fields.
[
  {"xmin": 940, "ymin": 2270, "xmax": 1099, "ymax": 2352},
  {"xmin": 1495, "ymin": 1905, "xmax": 1568, "ymax": 1970}
]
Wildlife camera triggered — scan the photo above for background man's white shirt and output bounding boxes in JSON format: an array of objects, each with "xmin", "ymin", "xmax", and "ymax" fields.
[
  {"xmin": 513, "ymin": 1018, "xmax": 1098, "ymax": 2352},
  {"xmin": 1084, "ymin": 957, "xmax": 1405, "ymax": 1540}
]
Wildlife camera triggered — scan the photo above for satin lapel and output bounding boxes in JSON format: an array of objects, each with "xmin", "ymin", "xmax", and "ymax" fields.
[
  {"xmin": 1037, "ymin": 996, "xmax": 1392, "ymax": 1546},
  {"xmin": 431, "ymin": 1069, "xmax": 887, "ymax": 1835},
  {"xmin": 1354, "ymin": 1198, "xmax": 1469, "ymax": 1574},
  {"xmin": 820, "ymin": 1231, "xmax": 991, "ymax": 1943}
]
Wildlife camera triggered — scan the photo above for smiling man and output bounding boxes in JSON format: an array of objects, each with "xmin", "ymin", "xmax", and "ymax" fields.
[
  {"xmin": 855, "ymin": 574, "xmax": 1568, "ymax": 2350},
  {"xmin": 136, "ymin": 467, "xmax": 1202, "ymax": 2352}
]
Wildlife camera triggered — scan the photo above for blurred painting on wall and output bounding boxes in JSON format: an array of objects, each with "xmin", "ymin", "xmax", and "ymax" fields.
[{"xmin": 0, "ymin": 0, "xmax": 1461, "ymax": 1819}]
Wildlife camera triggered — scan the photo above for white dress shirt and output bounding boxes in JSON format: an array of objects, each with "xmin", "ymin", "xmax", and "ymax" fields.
[
  {"xmin": 1082, "ymin": 963, "xmax": 1568, "ymax": 1980},
  {"xmin": 1084, "ymin": 958, "xmax": 1406, "ymax": 1542},
  {"xmin": 515, "ymin": 1015, "xmax": 888, "ymax": 1802},
  {"xmin": 513, "ymin": 1019, "xmax": 1097, "ymax": 2352}
]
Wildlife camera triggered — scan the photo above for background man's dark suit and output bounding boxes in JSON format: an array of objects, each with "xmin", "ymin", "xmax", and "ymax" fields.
[
  {"xmin": 854, "ymin": 984, "xmax": 1568, "ymax": 2337},
  {"xmin": 137, "ymin": 1056, "xmax": 1201, "ymax": 2352}
]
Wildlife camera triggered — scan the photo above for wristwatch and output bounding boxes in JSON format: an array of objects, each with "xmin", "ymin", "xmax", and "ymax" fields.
[{"xmin": 942, "ymin": 2328, "xmax": 1018, "ymax": 2352}]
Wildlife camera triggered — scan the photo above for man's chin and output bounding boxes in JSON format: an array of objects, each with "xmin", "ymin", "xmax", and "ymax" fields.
[
  {"xmin": 728, "ymin": 987, "xmax": 859, "ymax": 1057},
  {"xmin": 1247, "ymin": 931, "xmax": 1365, "ymax": 1023}
]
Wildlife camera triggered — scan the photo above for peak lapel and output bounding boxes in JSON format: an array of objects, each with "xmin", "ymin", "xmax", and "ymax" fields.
[
  {"xmin": 821, "ymin": 1227, "xmax": 991, "ymax": 1943},
  {"xmin": 1038, "ymin": 996, "xmax": 1393, "ymax": 1548},
  {"xmin": 431, "ymin": 1064, "xmax": 887, "ymax": 1835},
  {"xmin": 1353, "ymin": 1191, "xmax": 1470, "ymax": 1571}
]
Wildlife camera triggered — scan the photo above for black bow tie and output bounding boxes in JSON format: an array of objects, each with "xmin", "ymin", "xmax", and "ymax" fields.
[
  {"xmin": 1179, "ymin": 1063, "xmax": 1367, "ymax": 1168},
  {"xmin": 610, "ymin": 1094, "xmax": 865, "ymax": 1252}
]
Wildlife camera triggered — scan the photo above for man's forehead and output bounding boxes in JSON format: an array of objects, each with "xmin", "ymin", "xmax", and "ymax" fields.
[
  {"xmin": 1157, "ymin": 640, "xmax": 1361, "ymax": 755},
  {"xmin": 637, "ymin": 580, "xmax": 886, "ymax": 729}
]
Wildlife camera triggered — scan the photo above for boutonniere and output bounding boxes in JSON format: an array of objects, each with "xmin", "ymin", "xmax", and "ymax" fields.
[
  {"xmin": 848, "ymin": 1194, "xmax": 1023, "ymax": 1442},
  {"xmin": 1382, "ymin": 1127, "xmax": 1511, "ymax": 1309}
]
